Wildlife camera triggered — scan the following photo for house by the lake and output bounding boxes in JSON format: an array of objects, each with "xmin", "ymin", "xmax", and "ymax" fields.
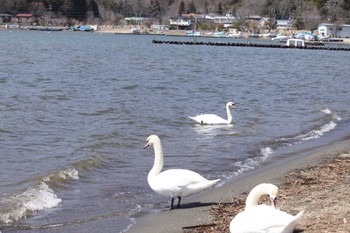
[{"xmin": 318, "ymin": 23, "xmax": 350, "ymax": 38}]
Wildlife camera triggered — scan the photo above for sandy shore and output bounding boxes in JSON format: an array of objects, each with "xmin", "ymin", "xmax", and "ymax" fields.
[{"xmin": 127, "ymin": 138, "xmax": 350, "ymax": 233}]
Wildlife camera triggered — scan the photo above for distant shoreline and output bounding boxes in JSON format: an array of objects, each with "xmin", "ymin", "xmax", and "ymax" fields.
[{"xmin": 1, "ymin": 25, "xmax": 350, "ymax": 44}]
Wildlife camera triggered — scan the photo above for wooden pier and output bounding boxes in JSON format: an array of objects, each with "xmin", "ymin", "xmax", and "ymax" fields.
[{"xmin": 152, "ymin": 39, "xmax": 350, "ymax": 51}]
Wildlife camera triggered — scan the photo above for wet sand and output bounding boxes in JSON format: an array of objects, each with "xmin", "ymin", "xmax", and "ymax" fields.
[{"xmin": 127, "ymin": 138, "xmax": 350, "ymax": 233}]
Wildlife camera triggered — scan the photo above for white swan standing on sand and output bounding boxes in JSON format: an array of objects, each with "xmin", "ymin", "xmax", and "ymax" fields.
[
  {"xmin": 143, "ymin": 135, "xmax": 221, "ymax": 210},
  {"xmin": 230, "ymin": 183, "xmax": 304, "ymax": 233},
  {"xmin": 189, "ymin": 101, "xmax": 237, "ymax": 125}
]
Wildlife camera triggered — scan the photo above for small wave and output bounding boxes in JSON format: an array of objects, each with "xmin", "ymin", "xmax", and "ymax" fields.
[
  {"xmin": 233, "ymin": 147, "xmax": 273, "ymax": 176},
  {"xmin": 298, "ymin": 121, "xmax": 337, "ymax": 141},
  {"xmin": 42, "ymin": 167, "xmax": 79, "ymax": 188},
  {"xmin": 0, "ymin": 182, "xmax": 62, "ymax": 224},
  {"xmin": 278, "ymin": 120, "xmax": 338, "ymax": 144},
  {"xmin": 321, "ymin": 108, "xmax": 341, "ymax": 121},
  {"xmin": 77, "ymin": 108, "xmax": 115, "ymax": 116},
  {"xmin": 260, "ymin": 147, "xmax": 273, "ymax": 158},
  {"xmin": 0, "ymin": 128, "xmax": 13, "ymax": 134},
  {"xmin": 119, "ymin": 205, "xmax": 141, "ymax": 233},
  {"xmin": 0, "ymin": 167, "xmax": 80, "ymax": 224},
  {"xmin": 321, "ymin": 108, "xmax": 332, "ymax": 115},
  {"xmin": 72, "ymin": 154, "xmax": 109, "ymax": 171}
]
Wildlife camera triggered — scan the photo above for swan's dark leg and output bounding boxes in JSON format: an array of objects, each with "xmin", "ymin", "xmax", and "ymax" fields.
[
  {"xmin": 177, "ymin": 196, "xmax": 181, "ymax": 208},
  {"xmin": 170, "ymin": 197, "xmax": 175, "ymax": 210}
]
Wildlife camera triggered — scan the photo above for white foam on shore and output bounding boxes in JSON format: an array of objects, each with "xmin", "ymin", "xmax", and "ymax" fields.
[
  {"xmin": 0, "ymin": 182, "xmax": 62, "ymax": 224},
  {"xmin": 233, "ymin": 147, "xmax": 274, "ymax": 176},
  {"xmin": 298, "ymin": 121, "xmax": 337, "ymax": 141},
  {"xmin": 120, "ymin": 205, "xmax": 142, "ymax": 233},
  {"xmin": 0, "ymin": 167, "xmax": 81, "ymax": 224},
  {"xmin": 261, "ymin": 147, "xmax": 273, "ymax": 158}
]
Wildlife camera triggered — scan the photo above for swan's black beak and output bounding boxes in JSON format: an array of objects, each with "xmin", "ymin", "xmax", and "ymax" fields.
[{"xmin": 143, "ymin": 143, "xmax": 150, "ymax": 149}]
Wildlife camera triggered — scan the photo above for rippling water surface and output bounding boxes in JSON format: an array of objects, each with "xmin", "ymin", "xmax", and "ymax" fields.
[{"xmin": 0, "ymin": 30, "xmax": 349, "ymax": 232}]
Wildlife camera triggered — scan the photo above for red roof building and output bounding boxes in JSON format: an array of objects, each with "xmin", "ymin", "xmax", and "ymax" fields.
[{"xmin": 15, "ymin": 14, "xmax": 33, "ymax": 18}]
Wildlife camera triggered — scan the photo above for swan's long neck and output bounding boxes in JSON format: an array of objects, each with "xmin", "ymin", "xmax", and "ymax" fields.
[
  {"xmin": 148, "ymin": 139, "xmax": 164, "ymax": 179},
  {"xmin": 226, "ymin": 104, "xmax": 233, "ymax": 123},
  {"xmin": 245, "ymin": 184, "xmax": 268, "ymax": 210}
]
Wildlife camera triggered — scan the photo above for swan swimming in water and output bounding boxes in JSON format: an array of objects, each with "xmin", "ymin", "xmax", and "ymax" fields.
[
  {"xmin": 189, "ymin": 101, "xmax": 236, "ymax": 125},
  {"xmin": 230, "ymin": 183, "xmax": 304, "ymax": 233},
  {"xmin": 143, "ymin": 135, "xmax": 221, "ymax": 210}
]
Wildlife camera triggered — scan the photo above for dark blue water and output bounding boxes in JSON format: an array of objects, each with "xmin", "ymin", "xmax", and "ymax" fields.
[{"xmin": 0, "ymin": 30, "xmax": 349, "ymax": 232}]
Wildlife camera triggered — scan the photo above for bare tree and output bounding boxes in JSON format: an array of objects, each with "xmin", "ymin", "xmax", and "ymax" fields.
[
  {"xmin": 129, "ymin": 0, "xmax": 146, "ymax": 16},
  {"xmin": 277, "ymin": 0, "xmax": 295, "ymax": 19},
  {"xmin": 236, "ymin": 0, "xmax": 267, "ymax": 18},
  {"xmin": 326, "ymin": 0, "xmax": 348, "ymax": 22},
  {"xmin": 300, "ymin": 0, "xmax": 320, "ymax": 30}
]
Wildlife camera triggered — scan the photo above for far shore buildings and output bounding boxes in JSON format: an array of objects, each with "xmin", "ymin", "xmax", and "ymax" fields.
[
  {"xmin": 14, "ymin": 14, "xmax": 33, "ymax": 24},
  {"xmin": 168, "ymin": 13, "xmax": 296, "ymax": 34},
  {"xmin": 317, "ymin": 23, "xmax": 350, "ymax": 38},
  {"xmin": 0, "ymin": 13, "xmax": 13, "ymax": 23},
  {"xmin": 169, "ymin": 12, "xmax": 237, "ymax": 30}
]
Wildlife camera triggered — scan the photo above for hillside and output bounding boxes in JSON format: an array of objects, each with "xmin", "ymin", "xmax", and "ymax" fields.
[{"xmin": 0, "ymin": 0, "xmax": 349, "ymax": 30}]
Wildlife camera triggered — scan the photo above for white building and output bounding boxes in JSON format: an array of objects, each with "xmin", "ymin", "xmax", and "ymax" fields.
[
  {"xmin": 318, "ymin": 23, "xmax": 337, "ymax": 38},
  {"xmin": 213, "ymin": 12, "xmax": 237, "ymax": 27},
  {"xmin": 337, "ymin": 24, "xmax": 350, "ymax": 38},
  {"xmin": 276, "ymin": 20, "xmax": 293, "ymax": 30},
  {"xmin": 317, "ymin": 23, "xmax": 350, "ymax": 38}
]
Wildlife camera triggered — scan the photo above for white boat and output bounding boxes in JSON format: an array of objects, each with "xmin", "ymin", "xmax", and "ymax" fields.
[
  {"xmin": 186, "ymin": 30, "xmax": 200, "ymax": 36},
  {"xmin": 131, "ymin": 28, "xmax": 141, "ymax": 34},
  {"xmin": 227, "ymin": 29, "xmax": 242, "ymax": 38},
  {"xmin": 286, "ymin": 38, "xmax": 306, "ymax": 48},
  {"xmin": 213, "ymin": 31, "xmax": 225, "ymax": 37},
  {"xmin": 272, "ymin": 34, "xmax": 289, "ymax": 43}
]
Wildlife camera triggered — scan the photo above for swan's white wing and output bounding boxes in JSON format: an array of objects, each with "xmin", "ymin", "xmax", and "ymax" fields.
[
  {"xmin": 149, "ymin": 169, "xmax": 218, "ymax": 197},
  {"xmin": 230, "ymin": 205, "xmax": 303, "ymax": 233},
  {"xmin": 189, "ymin": 114, "xmax": 227, "ymax": 124}
]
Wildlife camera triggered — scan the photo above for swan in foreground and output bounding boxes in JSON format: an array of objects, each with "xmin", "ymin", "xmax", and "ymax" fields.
[
  {"xmin": 230, "ymin": 183, "xmax": 304, "ymax": 233},
  {"xmin": 143, "ymin": 135, "xmax": 221, "ymax": 210},
  {"xmin": 189, "ymin": 101, "xmax": 236, "ymax": 125}
]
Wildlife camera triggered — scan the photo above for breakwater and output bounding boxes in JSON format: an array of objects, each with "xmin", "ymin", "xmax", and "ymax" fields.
[{"xmin": 152, "ymin": 39, "xmax": 350, "ymax": 51}]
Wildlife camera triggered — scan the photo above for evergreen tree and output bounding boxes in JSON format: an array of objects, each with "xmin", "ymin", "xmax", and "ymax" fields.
[
  {"xmin": 88, "ymin": 0, "xmax": 100, "ymax": 18},
  {"xmin": 178, "ymin": 0, "xmax": 185, "ymax": 16},
  {"xmin": 204, "ymin": 0, "xmax": 209, "ymax": 14},
  {"xmin": 217, "ymin": 2, "xmax": 223, "ymax": 15},
  {"xmin": 149, "ymin": 0, "xmax": 161, "ymax": 17},
  {"xmin": 188, "ymin": 0, "xmax": 196, "ymax": 13},
  {"xmin": 72, "ymin": 0, "xmax": 88, "ymax": 21},
  {"xmin": 61, "ymin": 0, "xmax": 74, "ymax": 18}
]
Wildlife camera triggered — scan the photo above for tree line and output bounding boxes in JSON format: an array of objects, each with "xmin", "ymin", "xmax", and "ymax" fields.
[{"xmin": 0, "ymin": 0, "xmax": 349, "ymax": 30}]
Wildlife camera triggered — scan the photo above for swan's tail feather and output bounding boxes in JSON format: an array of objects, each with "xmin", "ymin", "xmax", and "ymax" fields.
[
  {"xmin": 293, "ymin": 210, "xmax": 304, "ymax": 221},
  {"xmin": 285, "ymin": 210, "xmax": 304, "ymax": 232},
  {"xmin": 208, "ymin": 178, "xmax": 221, "ymax": 187}
]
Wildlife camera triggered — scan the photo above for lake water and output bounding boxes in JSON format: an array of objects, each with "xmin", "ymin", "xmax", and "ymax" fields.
[{"xmin": 0, "ymin": 30, "xmax": 349, "ymax": 233}]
